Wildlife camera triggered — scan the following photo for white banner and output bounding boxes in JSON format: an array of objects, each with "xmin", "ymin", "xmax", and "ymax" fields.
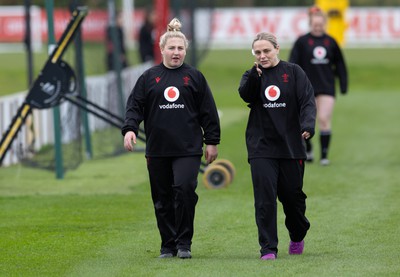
[
  {"xmin": 0, "ymin": 7, "xmax": 399, "ymax": 49},
  {"xmin": 346, "ymin": 8, "xmax": 400, "ymax": 46},
  {"xmin": 195, "ymin": 7, "xmax": 400, "ymax": 48}
]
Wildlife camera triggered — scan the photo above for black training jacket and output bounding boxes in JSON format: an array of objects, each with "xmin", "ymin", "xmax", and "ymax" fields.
[
  {"xmin": 289, "ymin": 33, "xmax": 348, "ymax": 95},
  {"xmin": 122, "ymin": 63, "xmax": 220, "ymax": 157},
  {"xmin": 239, "ymin": 61, "xmax": 316, "ymax": 160}
]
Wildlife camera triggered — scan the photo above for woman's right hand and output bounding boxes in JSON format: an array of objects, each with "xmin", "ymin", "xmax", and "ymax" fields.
[
  {"xmin": 124, "ymin": 131, "xmax": 137, "ymax": 152},
  {"xmin": 254, "ymin": 62, "xmax": 262, "ymax": 77}
]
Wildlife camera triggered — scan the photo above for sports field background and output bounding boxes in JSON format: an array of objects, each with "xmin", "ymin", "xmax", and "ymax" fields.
[{"xmin": 1, "ymin": 46, "xmax": 399, "ymax": 276}]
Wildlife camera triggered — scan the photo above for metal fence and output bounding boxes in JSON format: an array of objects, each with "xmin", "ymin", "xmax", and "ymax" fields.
[{"xmin": 0, "ymin": 62, "xmax": 151, "ymax": 167}]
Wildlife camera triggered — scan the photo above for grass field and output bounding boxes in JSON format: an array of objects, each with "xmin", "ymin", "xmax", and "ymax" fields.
[{"xmin": 1, "ymin": 46, "xmax": 400, "ymax": 276}]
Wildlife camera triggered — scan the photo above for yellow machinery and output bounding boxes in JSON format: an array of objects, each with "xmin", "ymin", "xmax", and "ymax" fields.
[{"xmin": 315, "ymin": 0, "xmax": 349, "ymax": 46}]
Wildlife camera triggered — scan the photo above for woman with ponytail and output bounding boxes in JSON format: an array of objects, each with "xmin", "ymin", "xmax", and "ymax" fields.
[{"xmin": 122, "ymin": 18, "xmax": 220, "ymax": 259}]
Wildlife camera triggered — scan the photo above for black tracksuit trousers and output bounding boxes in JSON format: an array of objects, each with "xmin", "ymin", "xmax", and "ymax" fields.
[
  {"xmin": 249, "ymin": 158, "xmax": 310, "ymax": 256},
  {"xmin": 146, "ymin": 156, "xmax": 201, "ymax": 254}
]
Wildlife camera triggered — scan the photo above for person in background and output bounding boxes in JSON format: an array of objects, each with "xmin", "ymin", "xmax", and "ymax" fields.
[
  {"xmin": 289, "ymin": 5, "xmax": 348, "ymax": 166},
  {"xmin": 138, "ymin": 8, "xmax": 155, "ymax": 63},
  {"xmin": 122, "ymin": 18, "xmax": 220, "ymax": 259},
  {"xmin": 106, "ymin": 11, "xmax": 128, "ymax": 71},
  {"xmin": 238, "ymin": 32, "xmax": 316, "ymax": 260}
]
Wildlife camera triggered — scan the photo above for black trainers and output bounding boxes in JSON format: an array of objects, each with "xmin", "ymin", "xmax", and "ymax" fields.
[{"xmin": 177, "ymin": 249, "xmax": 192, "ymax": 259}]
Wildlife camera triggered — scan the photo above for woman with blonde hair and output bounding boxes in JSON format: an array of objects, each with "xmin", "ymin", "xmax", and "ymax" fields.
[
  {"xmin": 239, "ymin": 32, "xmax": 316, "ymax": 260},
  {"xmin": 122, "ymin": 18, "xmax": 220, "ymax": 259}
]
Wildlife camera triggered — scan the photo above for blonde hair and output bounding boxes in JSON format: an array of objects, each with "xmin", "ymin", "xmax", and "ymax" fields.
[
  {"xmin": 159, "ymin": 18, "xmax": 189, "ymax": 49},
  {"xmin": 251, "ymin": 32, "xmax": 279, "ymax": 49}
]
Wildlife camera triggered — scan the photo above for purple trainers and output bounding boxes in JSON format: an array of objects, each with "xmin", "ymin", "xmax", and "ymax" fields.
[
  {"xmin": 289, "ymin": 240, "xmax": 304, "ymax": 255},
  {"xmin": 260, "ymin": 253, "xmax": 276, "ymax": 260}
]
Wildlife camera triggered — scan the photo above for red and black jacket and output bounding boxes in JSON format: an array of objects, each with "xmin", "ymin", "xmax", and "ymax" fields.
[
  {"xmin": 122, "ymin": 63, "xmax": 220, "ymax": 157},
  {"xmin": 239, "ymin": 61, "xmax": 316, "ymax": 160}
]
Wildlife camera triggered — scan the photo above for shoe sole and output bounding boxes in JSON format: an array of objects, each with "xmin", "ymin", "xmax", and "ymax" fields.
[{"xmin": 260, "ymin": 254, "xmax": 276, "ymax": 260}]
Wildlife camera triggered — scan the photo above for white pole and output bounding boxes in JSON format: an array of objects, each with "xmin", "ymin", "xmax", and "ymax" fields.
[{"xmin": 122, "ymin": 0, "xmax": 135, "ymax": 49}]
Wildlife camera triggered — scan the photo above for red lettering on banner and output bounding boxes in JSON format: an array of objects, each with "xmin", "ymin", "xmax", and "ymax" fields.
[
  {"xmin": 2, "ymin": 7, "xmax": 400, "ymax": 46},
  {"xmin": 366, "ymin": 12, "xmax": 382, "ymax": 35},
  {"xmin": 227, "ymin": 15, "xmax": 245, "ymax": 35},
  {"xmin": 348, "ymin": 12, "xmax": 361, "ymax": 35},
  {"xmin": 211, "ymin": 11, "xmax": 221, "ymax": 37},
  {"xmin": 0, "ymin": 16, "xmax": 24, "ymax": 41},
  {"xmin": 79, "ymin": 10, "xmax": 109, "ymax": 40},
  {"xmin": 388, "ymin": 14, "xmax": 400, "ymax": 37},
  {"xmin": 0, "ymin": 8, "xmax": 130, "ymax": 43},
  {"xmin": 249, "ymin": 15, "xmax": 281, "ymax": 34}
]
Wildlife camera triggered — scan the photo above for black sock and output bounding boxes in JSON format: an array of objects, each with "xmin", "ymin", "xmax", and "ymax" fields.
[{"xmin": 320, "ymin": 131, "xmax": 331, "ymax": 160}]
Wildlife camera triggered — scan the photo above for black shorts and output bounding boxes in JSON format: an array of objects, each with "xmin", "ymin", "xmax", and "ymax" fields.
[{"xmin": 315, "ymin": 90, "xmax": 335, "ymax": 97}]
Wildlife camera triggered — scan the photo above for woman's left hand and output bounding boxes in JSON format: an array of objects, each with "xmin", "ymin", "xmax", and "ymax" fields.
[
  {"xmin": 205, "ymin": 145, "xmax": 218, "ymax": 164},
  {"xmin": 302, "ymin": 131, "xmax": 311, "ymax": 140}
]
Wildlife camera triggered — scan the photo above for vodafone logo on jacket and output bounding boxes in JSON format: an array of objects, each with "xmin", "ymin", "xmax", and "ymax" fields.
[
  {"xmin": 164, "ymin": 86, "xmax": 180, "ymax": 102},
  {"xmin": 263, "ymin": 85, "xmax": 286, "ymax": 109},
  {"xmin": 265, "ymin": 85, "xmax": 280, "ymax": 101},
  {"xmin": 313, "ymin": 46, "xmax": 326, "ymax": 59},
  {"xmin": 160, "ymin": 86, "xmax": 185, "ymax": 109},
  {"xmin": 312, "ymin": 46, "xmax": 329, "ymax": 64}
]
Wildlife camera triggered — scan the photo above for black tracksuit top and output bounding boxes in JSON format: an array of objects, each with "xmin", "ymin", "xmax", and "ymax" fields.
[
  {"xmin": 239, "ymin": 61, "xmax": 316, "ymax": 160},
  {"xmin": 289, "ymin": 33, "xmax": 348, "ymax": 95},
  {"xmin": 122, "ymin": 62, "xmax": 220, "ymax": 157}
]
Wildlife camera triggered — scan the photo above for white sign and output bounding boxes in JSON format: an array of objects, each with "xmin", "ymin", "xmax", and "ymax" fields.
[{"xmin": 195, "ymin": 7, "xmax": 400, "ymax": 48}]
